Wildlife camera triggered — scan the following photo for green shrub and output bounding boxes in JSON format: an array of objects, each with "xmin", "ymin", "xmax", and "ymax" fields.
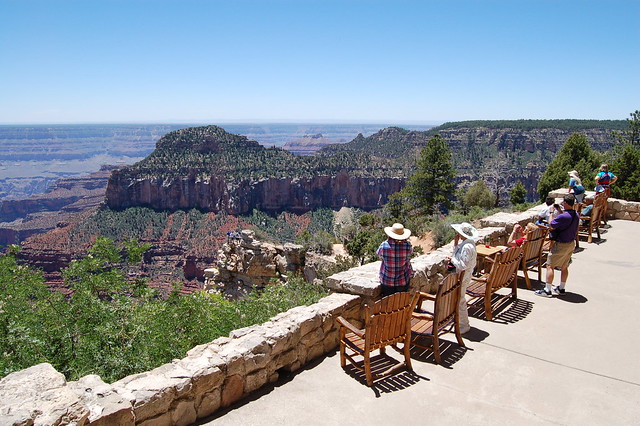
[{"xmin": 0, "ymin": 240, "xmax": 329, "ymax": 382}]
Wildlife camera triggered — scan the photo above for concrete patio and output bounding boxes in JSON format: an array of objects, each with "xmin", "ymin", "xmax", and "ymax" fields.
[{"xmin": 200, "ymin": 219, "xmax": 640, "ymax": 426}]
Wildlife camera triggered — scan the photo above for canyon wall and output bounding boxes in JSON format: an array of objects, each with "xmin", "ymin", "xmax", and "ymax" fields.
[{"xmin": 105, "ymin": 171, "xmax": 405, "ymax": 215}]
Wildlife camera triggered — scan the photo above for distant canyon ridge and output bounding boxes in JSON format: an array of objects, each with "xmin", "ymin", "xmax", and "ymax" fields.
[{"xmin": 0, "ymin": 120, "xmax": 623, "ymax": 247}]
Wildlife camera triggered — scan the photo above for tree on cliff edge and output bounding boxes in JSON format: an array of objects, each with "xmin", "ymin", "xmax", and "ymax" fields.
[
  {"xmin": 402, "ymin": 134, "xmax": 456, "ymax": 214},
  {"xmin": 537, "ymin": 132, "xmax": 601, "ymax": 201},
  {"xmin": 611, "ymin": 110, "xmax": 640, "ymax": 202}
]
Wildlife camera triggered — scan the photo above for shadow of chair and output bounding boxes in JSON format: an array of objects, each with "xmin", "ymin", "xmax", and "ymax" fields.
[
  {"xmin": 337, "ymin": 291, "xmax": 417, "ymax": 386},
  {"xmin": 576, "ymin": 193, "xmax": 606, "ymax": 245},
  {"xmin": 466, "ymin": 245, "xmax": 524, "ymax": 321},
  {"xmin": 519, "ymin": 226, "xmax": 549, "ymax": 290},
  {"xmin": 410, "ymin": 272, "xmax": 465, "ymax": 365}
]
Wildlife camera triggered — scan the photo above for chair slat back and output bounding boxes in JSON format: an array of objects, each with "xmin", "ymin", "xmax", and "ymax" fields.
[
  {"xmin": 487, "ymin": 245, "xmax": 524, "ymax": 291},
  {"xmin": 367, "ymin": 292, "xmax": 414, "ymax": 349},
  {"xmin": 522, "ymin": 226, "xmax": 548, "ymax": 262},
  {"xmin": 433, "ymin": 272, "xmax": 461, "ymax": 331}
]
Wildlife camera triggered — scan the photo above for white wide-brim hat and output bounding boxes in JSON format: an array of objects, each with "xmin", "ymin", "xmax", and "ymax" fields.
[
  {"xmin": 384, "ymin": 223, "xmax": 411, "ymax": 240},
  {"xmin": 451, "ymin": 222, "xmax": 479, "ymax": 241}
]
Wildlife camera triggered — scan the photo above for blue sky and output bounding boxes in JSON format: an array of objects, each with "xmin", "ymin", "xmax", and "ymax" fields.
[{"xmin": 1, "ymin": 0, "xmax": 638, "ymax": 124}]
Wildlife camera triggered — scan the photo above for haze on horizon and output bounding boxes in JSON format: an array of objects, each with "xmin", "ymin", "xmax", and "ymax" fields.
[{"xmin": 1, "ymin": 0, "xmax": 638, "ymax": 125}]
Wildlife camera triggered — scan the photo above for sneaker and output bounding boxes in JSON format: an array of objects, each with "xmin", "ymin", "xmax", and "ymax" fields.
[
  {"xmin": 553, "ymin": 286, "xmax": 566, "ymax": 296},
  {"xmin": 535, "ymin": 288, "xmax": 553, "ymax": 298}
]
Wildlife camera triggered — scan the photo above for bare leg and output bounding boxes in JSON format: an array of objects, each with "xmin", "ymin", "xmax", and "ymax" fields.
[
  {"xmin": 545, "ymin": 265, "xmax": 555, "ymax": 287},
  {"xmin": 560, "ymin": 266, "xmax": 569, "ymax": 284}
]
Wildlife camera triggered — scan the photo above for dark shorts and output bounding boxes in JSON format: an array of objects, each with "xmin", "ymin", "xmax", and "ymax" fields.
[{"xmin": 381, "ymin": 284, "xmax": 409, "ymax": 297}]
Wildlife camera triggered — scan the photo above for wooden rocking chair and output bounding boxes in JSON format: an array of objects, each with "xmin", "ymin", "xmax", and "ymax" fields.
[
  {"xmin": 466, "ymin": 245, "xmax": 523, "ymax": 321},
  {"xmin": 410, "ymin": 272, "xmax": 465, "ymax": 364},
  {"xmin": 576, "ymin": 193, "xmax": 606, "ymax": 244},
  {"xmin": 519, "ymin": 226, "xmax": 549, "ymax": 289},
  {"xmin": 337, "ymin": 292, "xmax": 417, "ymax": 386}
]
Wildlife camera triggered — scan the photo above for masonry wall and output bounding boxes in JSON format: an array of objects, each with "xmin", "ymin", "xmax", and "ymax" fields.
[{"xmin": 1, "ymin": 192, "xmax": 638, "ymax": 425}]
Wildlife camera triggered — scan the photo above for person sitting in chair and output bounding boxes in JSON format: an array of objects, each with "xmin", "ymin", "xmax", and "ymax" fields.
[
  {"xmin": 536, "ymin": 197, "xmax": 555, "ymax": 226},
  {"xmin": 579, "ymin": 196, "xmax": 594, "ymax": 226},
  {"xmin": 507, "ymin": 222, "xmax": 539, "ymax": 247}
]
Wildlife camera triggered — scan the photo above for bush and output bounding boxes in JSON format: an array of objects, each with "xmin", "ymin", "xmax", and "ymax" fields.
[
  {"xmin": 0, "ymin": 240, "xmax": 329, "ymax": 382},
  {"xmin": 464, "ymin": 180, "xmax": 494, "ymax": 209}
]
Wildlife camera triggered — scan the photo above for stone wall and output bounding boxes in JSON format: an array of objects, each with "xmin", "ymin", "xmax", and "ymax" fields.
[
  {"xmin": 548, "ymin": 189, "xmax": 640, "ymax": 222},
  {"xmin": 0, "ymin": 293, "xmax": 360, "ymax": 425}
]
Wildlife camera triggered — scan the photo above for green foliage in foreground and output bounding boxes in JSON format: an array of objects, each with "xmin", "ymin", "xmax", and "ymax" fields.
[{"xmin": 0, "ymin": 239, "xmax": 328, "ymax": 383}]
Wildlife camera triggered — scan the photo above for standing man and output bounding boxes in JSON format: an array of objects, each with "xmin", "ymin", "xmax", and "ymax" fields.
[
  {"xmin": 376, "ymin": 223, "xmax": 414, "ymax": 297},
  {"xmin": 448, "ymin": 222, "xmax": 479, "ymax": 334},
  {"xmin": 535, "ymin": 194, "xmax": 579, "ymax": 297}
]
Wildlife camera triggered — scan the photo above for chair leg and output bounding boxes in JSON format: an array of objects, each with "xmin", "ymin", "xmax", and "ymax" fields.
[
  {"xmin": 403, "ymin": 339, "xmax": 413, "ymax": 371},
  {"xmin": 485, "ymin": 292, "xmax": 493, "ymax": 321},
  {"xmin": 364, "ymin": 351, "xmax": 373, "ymax": 386},
  {"xmin": 432, "ymin": 336, "xmax": 442, "ymax": 364},
  {"xmin": 339, "ymin": 330, "xmax": 347, "ymax": 367}
]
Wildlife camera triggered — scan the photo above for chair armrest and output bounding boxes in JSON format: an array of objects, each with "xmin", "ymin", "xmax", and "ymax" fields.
[
  {"xmin": 336, "ymin": 316, "xmax": 364, "ymax": 337},
  {"xmin": 417, "ymin": 291, "xmax": 435, "ymax": 302}
]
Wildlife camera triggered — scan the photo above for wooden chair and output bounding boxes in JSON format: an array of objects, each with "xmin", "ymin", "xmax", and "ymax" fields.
[
  {"xmin": 576, "ymin": 194, "xmax": 605, "ymax": 244},
  {"xmin": 410, "ymin": 272, "xmax": 465, "ymax": 364},
  {"xmin": 337, "ymin": 292, "xmax": 417, "ymax": 386},
  {"xmin": 466, "ymin": 245, "xmax": 523, "ymax": 321},
  {"xmin": 519, "ymin": 226, "xmax": 549, "ymax": 289}
]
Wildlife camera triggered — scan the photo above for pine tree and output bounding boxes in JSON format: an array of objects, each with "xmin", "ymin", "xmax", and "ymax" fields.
[
  {"xmin": 611, "ymin": 110, "xmax": 640, "ymax": 201},
  {"xmin": 402, "ymin": 134, "xmax": 456, "ymax": 214}
]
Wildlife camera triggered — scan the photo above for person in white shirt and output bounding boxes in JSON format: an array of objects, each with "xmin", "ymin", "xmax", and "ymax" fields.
[{"xmin": 447, "ymin": 222, "xmax": 480, "ymax": 334}]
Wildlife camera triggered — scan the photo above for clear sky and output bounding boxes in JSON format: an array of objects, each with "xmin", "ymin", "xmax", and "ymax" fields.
[{"xmin": 1, "ymin": 0, "xmax": 638, "ymax": 125}]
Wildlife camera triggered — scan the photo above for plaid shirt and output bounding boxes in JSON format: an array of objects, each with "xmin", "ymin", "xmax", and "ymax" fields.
[{"xmin": 376, "ymin": 239, "xmax": 414, "ymax": 287}]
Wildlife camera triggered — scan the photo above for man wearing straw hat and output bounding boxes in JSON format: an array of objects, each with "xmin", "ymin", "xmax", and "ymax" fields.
[
  {"xmin": 449, "ymin": 222, "xmax": 480, "ymax": 334},
  {"xmin": 376, "ymin": 223, "xmax": 414, "ymax": 297}
]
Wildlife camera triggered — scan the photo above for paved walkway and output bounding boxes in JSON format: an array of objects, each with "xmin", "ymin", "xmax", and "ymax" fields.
[{"xmin": 200, "ymin": 220, "xmax": 640, "ymax": 426}]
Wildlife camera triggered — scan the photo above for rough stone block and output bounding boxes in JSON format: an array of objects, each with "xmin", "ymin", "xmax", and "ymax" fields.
[
  {"xmin": 112, "ymin": 364, "xmax": 192, "ymax": 424},
  {"xmin": 300, "ymin": 327, "xmax": 324, "ymax": 348},
  {"xmin": 274, "ymin": 348, "xmax": 298, "ymax": 371},
  {"xmin": 221, "ymin": 375, "xmax": 244, "ymax": 408},
  {"xmin": 245, "ymin": 369, "xmax": 268, "ymax": 393},
  {"xmin": 138, "ymin": 412, "xmax": 172, "ymax": 426},
  {"xmin": 68, "ymin": 374, "xmax": 134, "ymax": 426},
  {"xmin": 0, "ymin": 363, "xmax": 90, "ymax": 426},
  {"xmin": 170, "ymin": 398, "xmax": 197, "ymax": 426},
  {"xmin": 195, "ymin": 388, "xmax": 221, "ymax": 419}
]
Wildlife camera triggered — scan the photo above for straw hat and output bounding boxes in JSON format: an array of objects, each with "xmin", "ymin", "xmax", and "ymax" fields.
[
  {"xmin": 384, "ymin": 223, "xmax": 411, "ymax": 240},
  {"xmin": 451, "ymin": 222, "xmax": 479, "ymax": 241}
]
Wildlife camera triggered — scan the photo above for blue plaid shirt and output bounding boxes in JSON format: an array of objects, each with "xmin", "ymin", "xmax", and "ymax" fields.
[{"xmin": 376, "ymin": 239, "xmax": 414, "ymax": 287}]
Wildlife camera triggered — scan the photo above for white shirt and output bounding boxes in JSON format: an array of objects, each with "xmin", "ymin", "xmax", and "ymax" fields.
[{"xmin": 450, "ymin": 238, "xmax": 477, "ymax": 273}]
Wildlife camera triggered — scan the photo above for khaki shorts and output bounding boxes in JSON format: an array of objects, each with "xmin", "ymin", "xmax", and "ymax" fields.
[{"xmin": 547, "ymin": 241, "xmax": 574, "ymax": 269}]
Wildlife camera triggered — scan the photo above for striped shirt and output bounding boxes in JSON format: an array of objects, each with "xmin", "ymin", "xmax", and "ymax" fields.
[{"xmin": 376, "ymin": 239, "xmax": 414, "ymax": 287}]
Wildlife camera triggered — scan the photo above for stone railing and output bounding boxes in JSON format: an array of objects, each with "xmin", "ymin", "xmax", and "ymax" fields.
[
  {"xmin": 2, "ymin": 191, "xmax": 638, "ymax": 425},
  {"xmin": 548, "ymin": 189, "xmax": 640, "ymax": 222},
  {"xmin": 0, "ymin": 293, "xmax": 360, "ymax": 425}
]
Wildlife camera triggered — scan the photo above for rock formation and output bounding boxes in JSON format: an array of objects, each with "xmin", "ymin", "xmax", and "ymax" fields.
[{"xmin": 204, "ymin": 230, "xmax": 306, "ymax": 299}]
